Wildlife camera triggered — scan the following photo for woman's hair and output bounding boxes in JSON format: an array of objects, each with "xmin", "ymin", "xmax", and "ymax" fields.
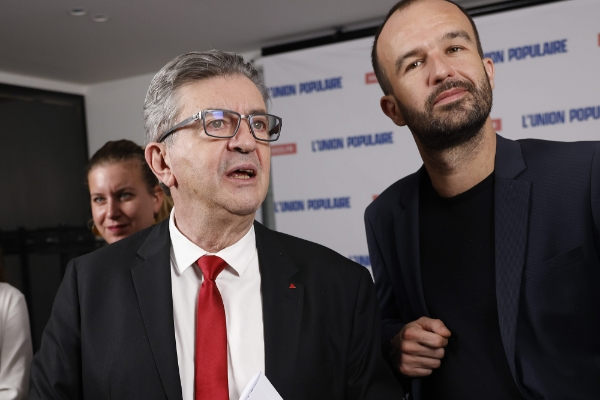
[
  {"xmin": 87, "ymin": 139, "xmax": 158, "ymax": 194},
  {"xmin": 156, "ymin": 193, "xmax": 174, "ymax": 222}
]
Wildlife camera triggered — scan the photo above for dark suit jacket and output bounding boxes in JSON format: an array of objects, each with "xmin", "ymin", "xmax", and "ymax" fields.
[
  {"xmin": 365, "ymin": 134, "xmax": 600, "ymax": 400},
  {"xmin": 29, "ymin": 221, "xmax": 402, "ymax": 399}
]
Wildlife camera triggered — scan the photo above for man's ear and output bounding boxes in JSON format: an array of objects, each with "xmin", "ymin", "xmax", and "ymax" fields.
[
  {"xmin": 482, "ymin": 57, "xmax": 495, "ymax": 90},
  {"xmin": 380, "ymin": 94, "xmax": 406, "ymax": 126},
  {"xmin": 145, "ymin": 142, "xmax": 176, "ymax": 191}
]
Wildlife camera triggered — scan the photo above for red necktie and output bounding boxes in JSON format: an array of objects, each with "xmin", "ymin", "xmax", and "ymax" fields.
[{"xmin": 195, "ymin": 255, "xmax": 229, "ymax": 400}]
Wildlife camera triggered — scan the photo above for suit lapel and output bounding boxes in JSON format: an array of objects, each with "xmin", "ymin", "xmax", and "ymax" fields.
[
  {"xmin": 254, "ymin": 222, "xmax": 303, "ymax": 400},
  {"xmin": 132, "ymin": 220, "xmax": 183, "ymax": 400},
  {"xmin": 394, "ymin": 168, "xmax": 429, "ymax": 317},
  {"xmin": 494, "ymin": 134, "xmax": 530, "ymax": 379}
]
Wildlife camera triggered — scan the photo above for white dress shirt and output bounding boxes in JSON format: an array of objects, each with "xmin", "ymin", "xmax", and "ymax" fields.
[
  {"xmin": 169, "ymin": 211, "xmax": 265, "ymax": 400},
  {"xmin": 0, "ymin": 282, "xmax": 33, "ymax": 400}
]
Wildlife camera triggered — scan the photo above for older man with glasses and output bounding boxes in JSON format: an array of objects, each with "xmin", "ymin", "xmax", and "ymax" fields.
[{"xmin": 29, "ymin": 50, "xmax": 402, "ymax": 400}]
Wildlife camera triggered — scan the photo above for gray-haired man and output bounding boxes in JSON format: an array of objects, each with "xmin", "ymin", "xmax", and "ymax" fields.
[{"xmin": 29, "ymin": 50, "xmax": 402, "ymax": 400}]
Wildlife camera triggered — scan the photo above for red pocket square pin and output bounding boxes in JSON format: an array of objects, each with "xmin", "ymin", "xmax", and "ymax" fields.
[{"xmin": 289, "ymin": 283, "xmax": 296, "ymax": 289}]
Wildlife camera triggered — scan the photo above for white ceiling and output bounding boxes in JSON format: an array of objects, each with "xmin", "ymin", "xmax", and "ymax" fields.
[{"xmin": 0, "ymin": 0, "xmax": 552, "ymax": 84}]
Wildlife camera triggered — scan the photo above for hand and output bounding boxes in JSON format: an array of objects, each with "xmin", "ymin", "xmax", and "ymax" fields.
[{"xmin": 390, "ymin": 317, "xmax": 451, "ymax": 377}]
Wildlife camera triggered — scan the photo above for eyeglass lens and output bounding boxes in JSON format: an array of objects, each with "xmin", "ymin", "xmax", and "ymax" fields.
[{"xmin": 204, "ymin": 110, "xmax": 281, "ymax": 141}]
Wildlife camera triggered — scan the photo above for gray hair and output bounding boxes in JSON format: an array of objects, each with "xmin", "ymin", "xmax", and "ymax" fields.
[{"xmin": 143, "ymin": 50, "xmax": 270, "ymax": 144}]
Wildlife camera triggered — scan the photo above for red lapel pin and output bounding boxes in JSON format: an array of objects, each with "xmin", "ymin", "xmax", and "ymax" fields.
[{"xmin": 289, "ymin": 283, "xmax": 296, "ymax": 289}]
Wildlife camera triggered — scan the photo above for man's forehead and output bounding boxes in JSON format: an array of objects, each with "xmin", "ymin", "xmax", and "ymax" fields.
[
  {"xmin": 176, "ymin": 76, "xmax": 266, "ymax": 113},
  {"xmin": 378, "ymin": 0, "xmax": 474, "ymax": 60}
]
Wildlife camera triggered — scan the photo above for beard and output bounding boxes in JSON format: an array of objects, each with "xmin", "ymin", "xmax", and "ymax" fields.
[{"xmin": 396, "ymin": 72, "xmax": 493, "ymax": 151}]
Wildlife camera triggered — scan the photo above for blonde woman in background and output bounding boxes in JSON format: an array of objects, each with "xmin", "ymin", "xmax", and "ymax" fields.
[
  {"xmin": 0, "ymin": 248, "xmax": 33, "ymax": 400},
  {"xmin": 87, "ymin": 140, "xmax": 173, "ymax": 244}
]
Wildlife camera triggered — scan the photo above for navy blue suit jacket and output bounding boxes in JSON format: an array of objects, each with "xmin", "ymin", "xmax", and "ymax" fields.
[{"xmin": 365, "ymin": 134, "xmax": 600, "ymax": 400}]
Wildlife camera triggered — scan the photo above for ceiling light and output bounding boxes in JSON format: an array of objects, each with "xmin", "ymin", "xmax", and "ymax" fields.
[
  {"xmin": 92, "ymin": 14, "xmax": 109, "ymax": 22},
  {"xmin": 69, "ymin": 8, "xmax": 87, "ymax": 16}
]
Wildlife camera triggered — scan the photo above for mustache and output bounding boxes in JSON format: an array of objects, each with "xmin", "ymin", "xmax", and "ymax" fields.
[
  {"xmin": 426, "ymin": 79, "xmax": 475, "ymax": 110},
  {"xmin": 219, "ymin": 152, "xmax": 261, "ymax": 173}
]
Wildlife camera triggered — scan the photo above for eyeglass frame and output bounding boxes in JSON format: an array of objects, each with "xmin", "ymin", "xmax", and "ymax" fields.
[{"xmin": 157, "ymin": 109, "xmax": 282, "ymax": 143}]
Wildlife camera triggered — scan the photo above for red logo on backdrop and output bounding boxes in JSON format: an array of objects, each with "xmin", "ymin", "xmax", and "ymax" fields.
[
  {"xmin": 365, "ymin": 72, "xmax": 378, "ymax": 85},
  {"xmin": 372, "ymin": 194, "xmax": 379, "ymax": 201},
  {"xmin": 271, "ymin": 143, "xmax": 297, "ymax": 156},
  {"xmin": 492, "ymin": 118, "xmax": 502, "ymax": 132}
]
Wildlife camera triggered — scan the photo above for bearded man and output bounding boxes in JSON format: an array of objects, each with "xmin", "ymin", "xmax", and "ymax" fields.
[{"xmin": 365, "ymin": 0, "xmax": 600, "ymax": 399}]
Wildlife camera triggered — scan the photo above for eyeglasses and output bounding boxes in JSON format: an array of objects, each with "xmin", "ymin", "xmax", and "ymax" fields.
[{"xmin": 158, "ymin": 109, "xmax": 282, "ymax": 143}]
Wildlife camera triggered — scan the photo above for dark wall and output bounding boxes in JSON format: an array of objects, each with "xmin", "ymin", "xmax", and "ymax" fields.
[
  {"xmin": 0, "ymin": 83, "xmax": 90, "ymax": 230},
  {"xmin": 0, "ymin": 83, "xmax": 101, "ymax": 351}
]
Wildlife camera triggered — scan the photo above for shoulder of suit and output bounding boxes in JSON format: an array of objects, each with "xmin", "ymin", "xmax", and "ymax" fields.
[
  {"xmin": 515, "ymin": 138, "xmax": 600, "ymax": 170},
  {"xmin": 365, "ymin": 168, "xmax": 420, "ymax": 220},
  {"xmin": 257, "ymin": 223, "xmax": 346, "ymax": 260},
  {"xmin": 516, "ymin": 137, "xmax": 600, "ymax": 156},
  {"xmin": 255, "ymin": 223, "xmax": 366, "ymax": 276},
  {"xmin": 70, "ymin": 224, "xmax": 158, "ymax": 273}
]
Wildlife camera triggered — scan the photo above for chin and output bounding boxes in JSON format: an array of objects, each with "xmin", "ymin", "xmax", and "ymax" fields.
[
  {"xmin": 223, "ymin": 189, "xmax": 266, "ymax": 215},
  {"xmin": 232, "ymin": 205, "xmax": 261, "ymax": 217},
  {"xmin": 227, "ymin": 199, "xmax": 263, "ymax": 217}
]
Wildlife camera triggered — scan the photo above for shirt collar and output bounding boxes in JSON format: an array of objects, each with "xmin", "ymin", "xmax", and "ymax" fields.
[{"xmin": 169, "ymin": 208, "xmax": 256, "ymax": 277}]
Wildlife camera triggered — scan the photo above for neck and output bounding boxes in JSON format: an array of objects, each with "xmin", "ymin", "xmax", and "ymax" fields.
[
  {"xmin": 415, "ymin": 119, "xmax": 496, "ymax": 198},
  {"xmin": 172, "ymin": 203, "xmax": 255, "ymax": 253}
]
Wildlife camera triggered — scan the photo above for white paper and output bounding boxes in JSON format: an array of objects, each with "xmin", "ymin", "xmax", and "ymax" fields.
[{"xmin": 239, "ymin": 371, "xmax": 283, "ymax": 400}]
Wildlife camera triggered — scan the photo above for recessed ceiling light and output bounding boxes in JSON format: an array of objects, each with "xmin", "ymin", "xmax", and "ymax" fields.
[
  {"xmin": 92, "ymin": 14, "xmax": 109, "ymax": 22},
  {"xmin": 69, "ymin": 8, "xmax": 87, "ymax": 16}
]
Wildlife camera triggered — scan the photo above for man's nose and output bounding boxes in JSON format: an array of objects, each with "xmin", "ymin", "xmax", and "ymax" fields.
[
  {"xmin": 428, "ymin": 54, "xmax": 456, "ymax": 86},
  {"xmin": 227, "ymin": 119, "xmax": 257, "ymax": 153}
]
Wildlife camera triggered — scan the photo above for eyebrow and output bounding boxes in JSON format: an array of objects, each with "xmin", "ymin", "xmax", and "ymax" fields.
[
  {"xmin": 394, "ymin": 29, "xmax": 473, "ymax": 74},
  {"xmin": 204, "ymin": 108, "xmax": 267, "ymax": 115},
  {"xmin": 247, "ymin": 108, "xmax": 267, "ymax": 115}
]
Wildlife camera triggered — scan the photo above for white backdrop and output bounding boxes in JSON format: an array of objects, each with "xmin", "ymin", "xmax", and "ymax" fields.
[{"xmin": 262, "ymin": 0, "xmax": 600, "ymax": 271}]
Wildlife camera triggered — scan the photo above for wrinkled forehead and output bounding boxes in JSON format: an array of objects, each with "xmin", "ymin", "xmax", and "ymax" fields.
[
  {"xmin": 377, "ymin": 0, "xmax": 475, "ymax": 66},
  {"xmin": 175, "ymin": 75, "xmax": 267, "ymax": 116}
]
